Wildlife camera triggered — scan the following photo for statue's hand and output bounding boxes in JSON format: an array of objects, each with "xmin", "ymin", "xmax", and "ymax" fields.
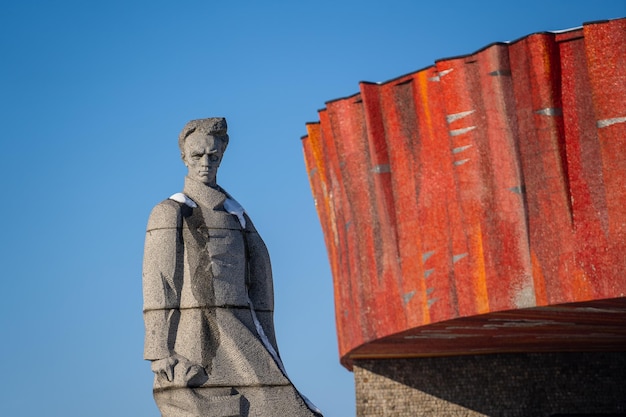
[
  {"xmin": 183, "ymin": 363, "xmax": 208, "ymax": 387},
  {"xmin": 151, "ymin": 355, "xmax": 179, "ymax": 382},
  {"xmin": 151, "ymin": 354, "xmax": 208, "ymax": 387}
]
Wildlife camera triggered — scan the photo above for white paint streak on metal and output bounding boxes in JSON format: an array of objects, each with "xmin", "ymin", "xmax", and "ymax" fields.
[
  {"xmin": 450, "ymin": 126, "xmax": 476, "ymax": 136},
  {"xmin": 446, "ymin": 326, "xmax": 495, "ymax": 331},
  {"xmin": 489, "ymin": 69, "xmax": 512, "ymax": 76},
  {"xmin": 429, "ymin": 68, "xmax": 454, "ymax": 82},
  {"xmin": 483, "ymin": 319, "xmax": 576, "ymax": 329},
  {"xmin": 454, "ymin": 158, "xmax": 470, "ymax": 166},
  {"xmin": 402, "ymin": 291, "xmax": 416, "ymax": 305},
  {"xmin": 422, "ymin": 250, "xmax": 436, "ymax": 262},
  {"xmin": 535, "ymin": 333, "xmax": 621, "ymax": 339},
  {"xmin": 452, "ymin": 144, "xmax": 473, "ymax": 154},
  {"xmin": 532, "ymin": 306, "xmax": 626, "ymax": 314},
  {"xmin": 535, "ymin": 107, "xmax": 563, "ymax": 116},
  {"xmin": 446, "ymin": 110, "xmax": 475, "ymax": 124},
  {"xmin": 597, "ymin": 116, "xmax": 626, "ymax": 128},
  {"xmin": 574, "ymin": 307, "xmax": 626, "ymax": 313},
  {"xmin": 371, "ymin": 164, "xmax": 391, "ymax": 173},
  {"xmin": 452, "ymin": 253, "xmax": 468, "ymax": 263}
]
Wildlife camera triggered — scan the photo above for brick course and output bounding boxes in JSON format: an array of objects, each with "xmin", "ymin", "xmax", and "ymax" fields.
[{"xmin": 354, "ymin": 352, "xmax": 626, "ymax": 417}]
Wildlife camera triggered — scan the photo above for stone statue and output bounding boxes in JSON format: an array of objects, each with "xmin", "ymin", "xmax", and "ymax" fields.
[{"xmin": 143, "ymin": 118, "xmax": 322, "ymax": 417}]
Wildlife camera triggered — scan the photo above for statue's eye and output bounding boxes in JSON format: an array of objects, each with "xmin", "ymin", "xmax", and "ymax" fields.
[{"xmin": 210, "ymin": 155, "xmax": 219, "ymax": 162}]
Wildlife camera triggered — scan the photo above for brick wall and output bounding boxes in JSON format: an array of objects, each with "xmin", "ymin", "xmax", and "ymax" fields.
[{"xmin": 354, "ymin": 352, "xmax": 626, "ymax": 417}]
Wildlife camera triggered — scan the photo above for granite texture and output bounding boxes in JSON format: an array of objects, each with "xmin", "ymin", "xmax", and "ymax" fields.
[{"xmin": 143, "ymin": 118, "xmax": 321, "ymax": 417}]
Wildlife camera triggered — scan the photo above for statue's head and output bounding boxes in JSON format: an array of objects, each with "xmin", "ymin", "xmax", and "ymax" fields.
[{"xmin": 178, "ymin": 117, "xmax": 229, "ymax": 186}]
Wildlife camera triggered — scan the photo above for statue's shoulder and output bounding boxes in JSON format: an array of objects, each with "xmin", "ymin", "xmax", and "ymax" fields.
[{"xmin": 146, "ymin": 196, "xmax": 188, "ymax": 231}]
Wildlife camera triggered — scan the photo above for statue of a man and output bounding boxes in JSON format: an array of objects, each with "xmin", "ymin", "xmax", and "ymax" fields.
[{"xmin": 143, "ymin": 118, "xmax": 322, "ymax": 417}]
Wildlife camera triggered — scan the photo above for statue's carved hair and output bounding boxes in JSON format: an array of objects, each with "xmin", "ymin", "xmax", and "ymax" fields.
[{"xmin": 178, "ymin": 118, "xmax": 229, "ymax": 155}]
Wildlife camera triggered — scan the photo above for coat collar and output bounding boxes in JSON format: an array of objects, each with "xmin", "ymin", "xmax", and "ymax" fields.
[{"xmin": 183, "ymin": 176, "xmax": 227, "ymax": 210}]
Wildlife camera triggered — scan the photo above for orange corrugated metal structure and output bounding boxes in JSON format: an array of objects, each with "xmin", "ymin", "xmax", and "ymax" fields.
[{"xmin": 302, "ymin": 18, "xmax": 626, "ymax": 369}]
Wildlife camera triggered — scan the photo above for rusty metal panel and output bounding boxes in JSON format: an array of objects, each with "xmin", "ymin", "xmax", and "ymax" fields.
[{"xmin": 301, "ymin": 19, "xmax": 626, "ymax": 369}]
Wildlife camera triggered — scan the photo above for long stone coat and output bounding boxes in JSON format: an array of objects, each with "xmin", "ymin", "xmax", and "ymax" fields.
[{"xmin": 143, "ymin": 177, "xmax": 320, "ymax": 417}]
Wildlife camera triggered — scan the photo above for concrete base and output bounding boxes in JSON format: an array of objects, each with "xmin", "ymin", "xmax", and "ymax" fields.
[{"xmin": 354, "ymin": 352, "xmax": 626, "ymax": 417}]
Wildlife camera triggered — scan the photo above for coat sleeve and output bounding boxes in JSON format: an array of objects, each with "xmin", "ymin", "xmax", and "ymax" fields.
[{"xmin": 142, "ymin": 200, "xmax": 183, "ymax": 361}]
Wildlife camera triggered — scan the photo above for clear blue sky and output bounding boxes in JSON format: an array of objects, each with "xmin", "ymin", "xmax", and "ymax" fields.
[{"xmin": 1, "ymin": 1, "xmax": 624, "ymax": 416}]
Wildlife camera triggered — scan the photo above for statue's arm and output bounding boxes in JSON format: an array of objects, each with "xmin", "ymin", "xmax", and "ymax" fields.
[
  {"xmin": 142, "ymin": 200, "xmax": 183, "ymax": 364},
  {"xmin": 143, "ymin": 200, "xmax": 209, "ymax": 386}
]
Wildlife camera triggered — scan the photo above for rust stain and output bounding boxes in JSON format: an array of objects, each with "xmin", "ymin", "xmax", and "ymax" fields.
[{"xmin": 470, "ymin": 223, "xmax": 490, "ymax": 314}]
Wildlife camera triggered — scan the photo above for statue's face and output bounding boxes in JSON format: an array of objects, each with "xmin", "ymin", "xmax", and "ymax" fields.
[{"xmin": 182, "ymin": 132, "xmax": 225, "ymax": 186}]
